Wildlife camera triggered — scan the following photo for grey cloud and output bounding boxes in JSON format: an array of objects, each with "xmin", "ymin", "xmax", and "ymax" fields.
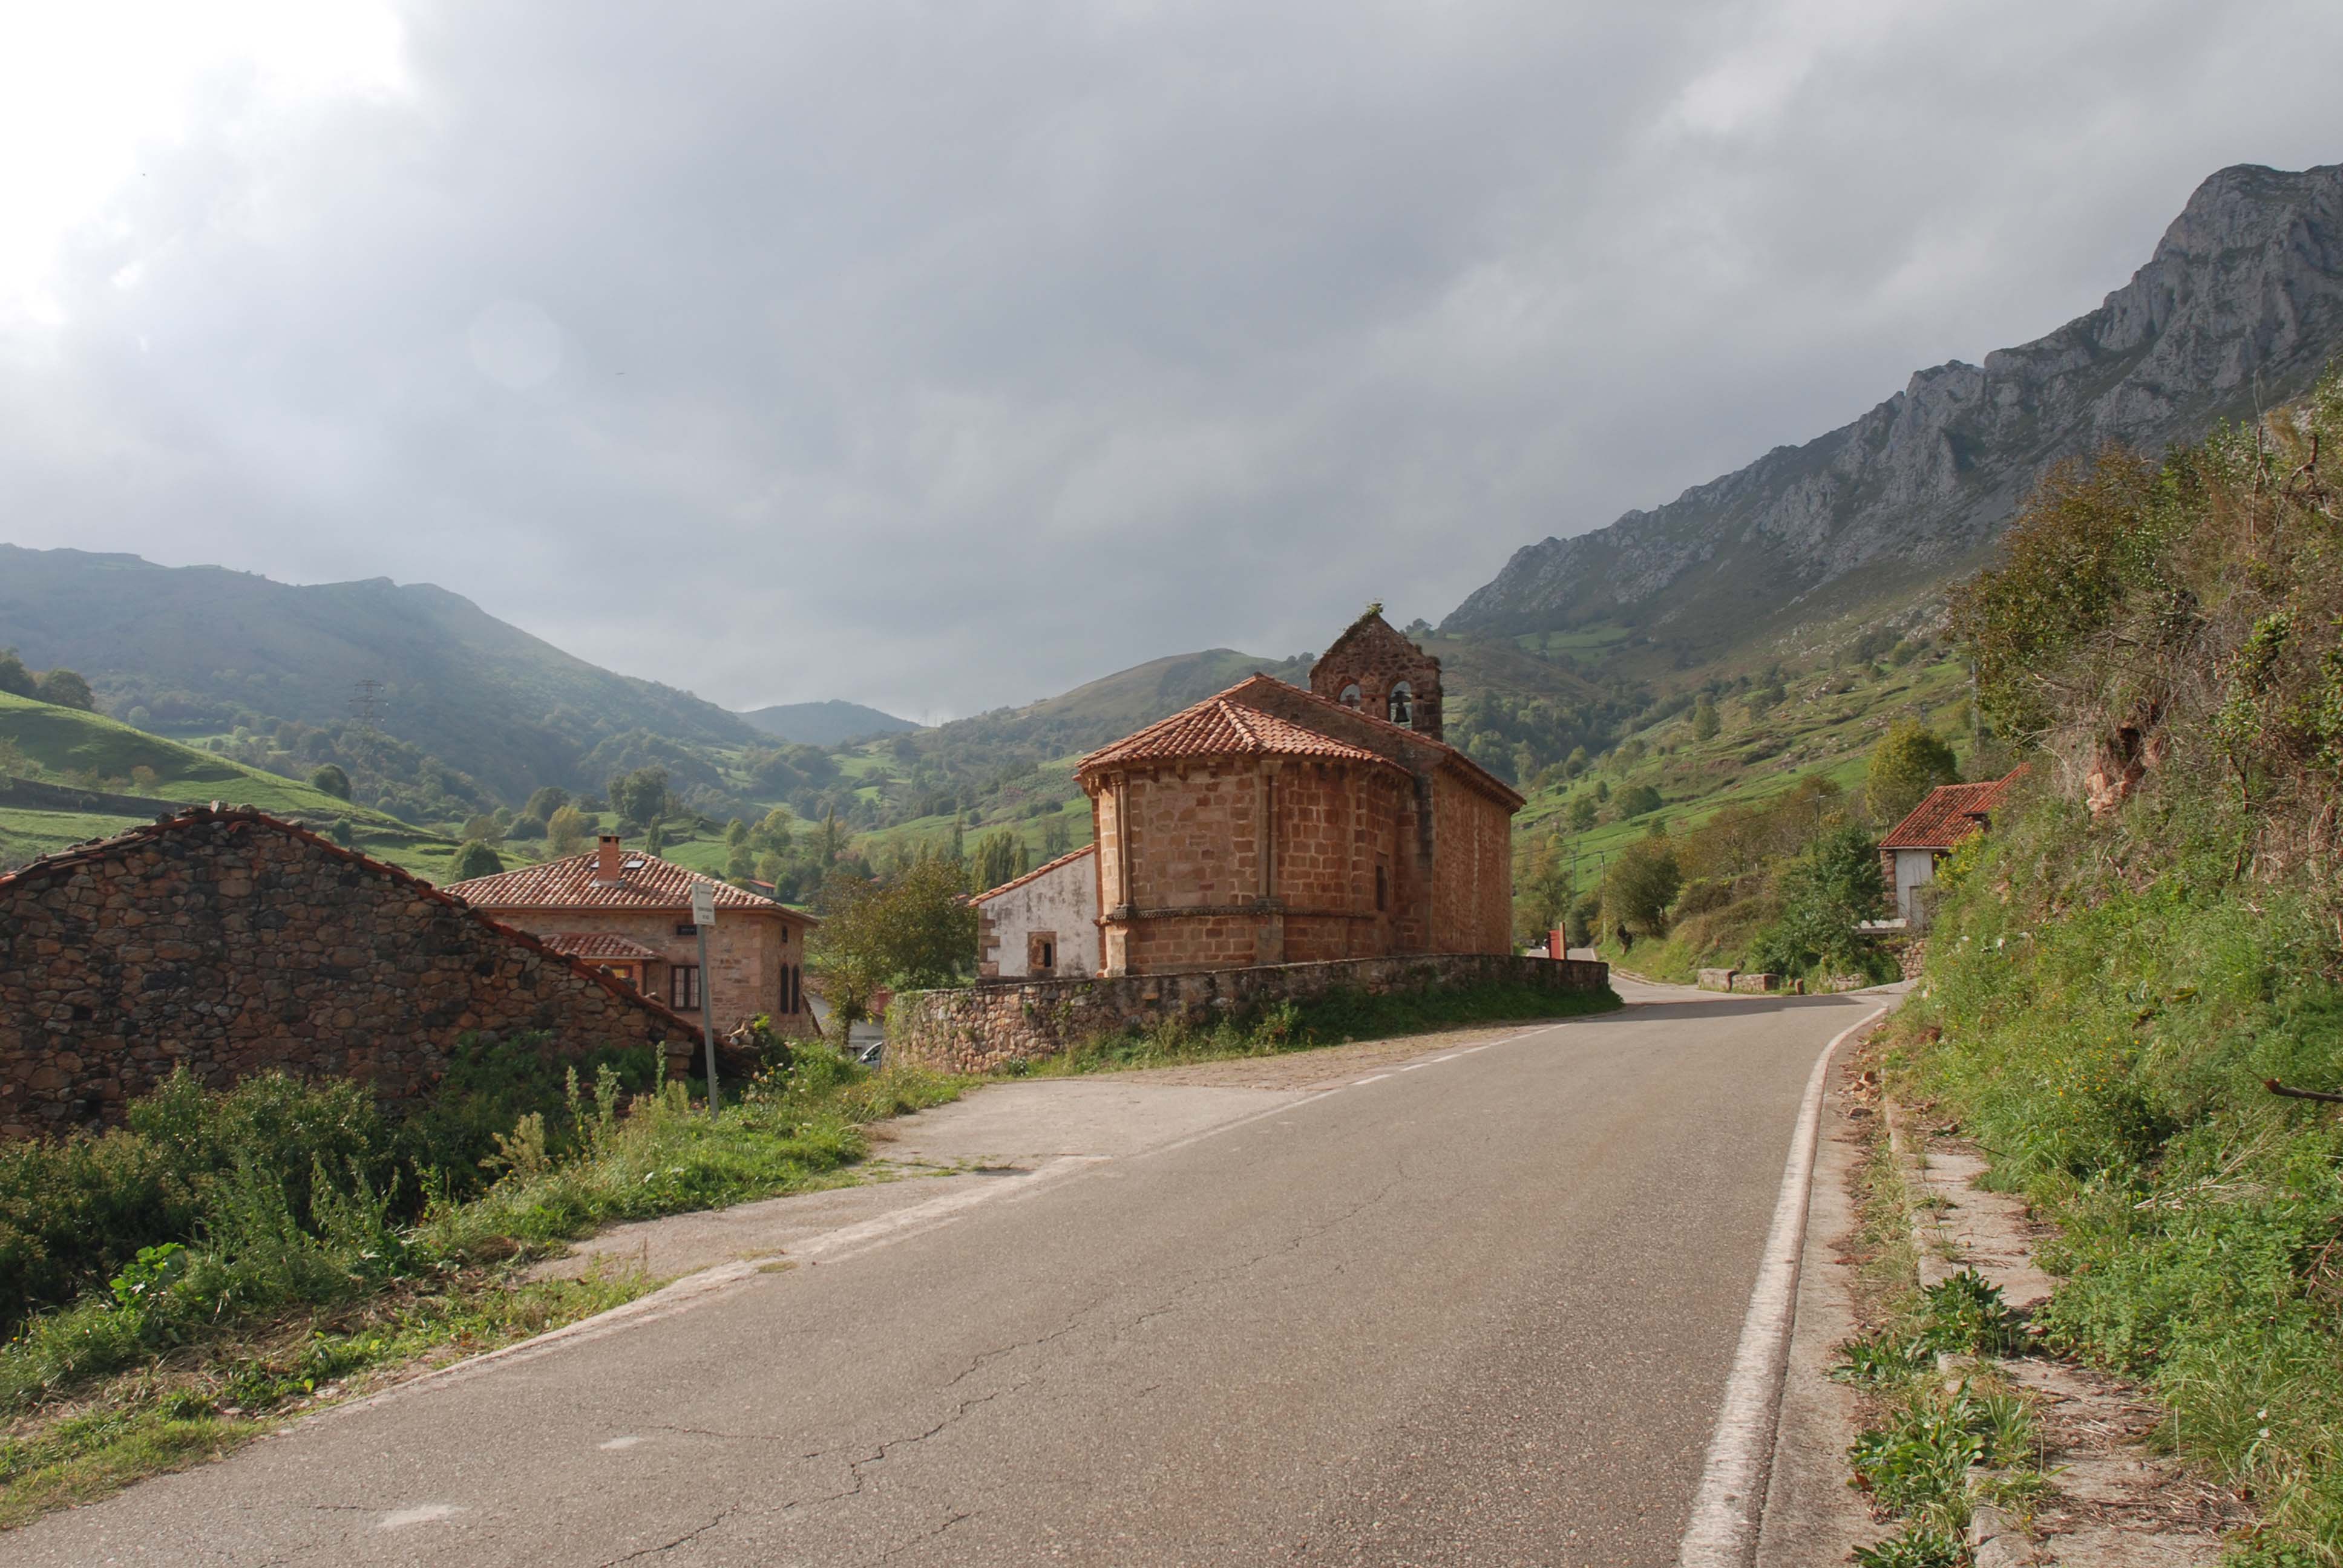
[{"xmin": 6, "ymin": 0, "xmax": 2341, "ymax": 717}]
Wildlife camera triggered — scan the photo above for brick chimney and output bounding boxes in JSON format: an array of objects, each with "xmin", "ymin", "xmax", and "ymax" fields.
[{"xmin": 595, "ymin": 835, "xmax": 623, "ymax": 884}]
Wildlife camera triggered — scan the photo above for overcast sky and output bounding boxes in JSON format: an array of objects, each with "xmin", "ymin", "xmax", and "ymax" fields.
[{"xmin": 2, "ymin": 2, "xmax": 2338, "ymax": 720}]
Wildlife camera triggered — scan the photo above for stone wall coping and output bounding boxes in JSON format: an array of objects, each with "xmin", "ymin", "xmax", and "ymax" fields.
[{"xmin": 0, "ymin": 804, "xmax": 694, "ymax": 1040}]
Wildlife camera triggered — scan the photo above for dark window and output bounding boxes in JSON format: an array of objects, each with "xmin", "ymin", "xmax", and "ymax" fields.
[
  {"xmin": 1375, "ymin": 865, "xmax": 1388, "ymax": 910},
  {"xmin": 670, "ymin": 965, "xmax": 701, "ymax": 1010},
  {"xmin": 675, "ymin": 922, "xmax": 698, "ymax": 937},
  {"xmin": 1388, "ymin": 682, "xmax": 1413, "ymax": 728},
  {"xmin": 1339, "ymin": 682, "xmax": 1362, "ymax": 709}
]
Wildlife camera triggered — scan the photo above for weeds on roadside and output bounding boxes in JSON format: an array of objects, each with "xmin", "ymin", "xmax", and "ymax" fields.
[
  {"xmin": 0, "ymin": 1040, "xmax": 972, "ymax": 1529},
  {"xmin": 1029, "ymin": 981, "xmax": 1622, "ymax": 1076}
]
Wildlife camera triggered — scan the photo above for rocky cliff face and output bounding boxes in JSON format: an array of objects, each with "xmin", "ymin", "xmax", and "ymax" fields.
[{"xmin": 1444, "ymin": 163, "xmax": 2343, "ymax": 650}]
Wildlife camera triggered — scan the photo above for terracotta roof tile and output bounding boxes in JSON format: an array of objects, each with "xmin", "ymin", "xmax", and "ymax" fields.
[
  {"xmin": 969, "ymin": 843, "xmax": 1096, "ymax": 905},
  {"xmin": 1076, "ymin": 673, "xmax": 1523, "ymax": 809},
  {"xmin": 1079, "ymin": 690, "xmax": 1396, "ymax": 772},
  {"xmin": 1879, "ymin": 768, "xmax": 2030, "ymax": 850},
  {"xmin": 447, "ymin": 850, "xmax": 811, "ymax": 919},
  {"xmin": 540, "ymin": 933, "xmax": 665, "ymax": 962}
]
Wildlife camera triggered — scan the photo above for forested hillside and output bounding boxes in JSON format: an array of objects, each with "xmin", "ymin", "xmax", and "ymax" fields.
[{"xmin": 0, "ymin": 547, "xmax": 761, "ymax": 803}]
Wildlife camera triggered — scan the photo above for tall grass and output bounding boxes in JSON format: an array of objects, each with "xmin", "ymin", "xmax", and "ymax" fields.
[{"xmin": 0, "ymin": 1045, "xmax": 968, "ymax": 1422}]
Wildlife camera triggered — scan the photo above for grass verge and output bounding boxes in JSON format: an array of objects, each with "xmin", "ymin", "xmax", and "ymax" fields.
[
  {"xmin": 1021, "ymin": 979, "xmax": 1623, "ymax": 1076},
  {"xmin": 0, "ymin": 1048, "xmax": 971, "ymax": 1529}
]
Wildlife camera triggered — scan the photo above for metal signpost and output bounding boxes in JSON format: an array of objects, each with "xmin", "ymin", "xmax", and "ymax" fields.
[{"xmin": 690, "ymin": 882, "xmax": 719, "ymax": 1112}]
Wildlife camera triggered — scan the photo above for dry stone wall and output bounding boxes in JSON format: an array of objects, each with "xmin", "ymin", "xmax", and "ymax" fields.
[
  {"xmin": 0, "ymin": 808, "xmax": 687, "ymax": 1137},
  {"xmin": 888, "ymin": 953, "xmax": 1611, "ymax": 1074}
]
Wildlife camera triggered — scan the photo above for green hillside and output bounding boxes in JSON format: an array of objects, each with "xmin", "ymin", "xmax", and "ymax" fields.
[
  {"xmin": 0, "ymin": 546, "xmax": 762, "ymax": 804},
  {"xmin": 0, "ymin": 691, "xmax": 459, "ymax": 877}
]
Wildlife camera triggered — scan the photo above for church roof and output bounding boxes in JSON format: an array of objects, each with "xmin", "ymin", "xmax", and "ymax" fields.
[
  {"xmin": 1076, "ymin": 674, "xmax": 1523, "ymax": 809},
  {"xmin": 1079, "ymin": 684, "xmax": 1400, "ymax": 773}
]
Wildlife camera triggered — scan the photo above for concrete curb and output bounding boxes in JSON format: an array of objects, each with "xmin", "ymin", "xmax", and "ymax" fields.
[{"xmin": 1679, "ymin": 1003, "xmax": 1889, "ymax": 1567}]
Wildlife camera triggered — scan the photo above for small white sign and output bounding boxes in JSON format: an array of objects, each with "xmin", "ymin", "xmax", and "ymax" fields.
[{"xmin": 690, "ymin": 883, "xmax": 716, "ymax": 927}]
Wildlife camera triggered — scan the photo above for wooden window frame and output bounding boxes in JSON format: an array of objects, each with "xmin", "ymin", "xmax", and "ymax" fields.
[{"xmin": 670, "ymin": 964, "xmax": 701, "ymax": 1011}]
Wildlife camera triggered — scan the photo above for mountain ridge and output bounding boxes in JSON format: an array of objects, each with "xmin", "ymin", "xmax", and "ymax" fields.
[
  {"xmin": 0, "ymin": 547, "xmax": 762, "ymax": 802},
  {"xmin": 1444, "ymin": 161, "xmax": 2343, "ymax": 657}
]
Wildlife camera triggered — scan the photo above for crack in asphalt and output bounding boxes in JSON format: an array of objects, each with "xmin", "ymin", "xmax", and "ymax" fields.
[
  {"xmin": 872, "ymin": 1508, "xmax": 974, "ymax": 1563},
  {"xmin": 596, "ymin": 1506, "xmax": 736, "ymax": 1566},
  {"xmin": 941, "ymin": 1298, "xmax": 1101, "ymax": 1392}
]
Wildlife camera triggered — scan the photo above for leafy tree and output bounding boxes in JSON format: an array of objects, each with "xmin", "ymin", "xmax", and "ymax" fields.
[
  {"xmin": 971, "ymin": 829, "xmax": 1029, "ymax": 892},
  {"xmin": 34, "ymin": 667, "xmax": 94, "ymax": 711},
  {"xmin": 725, "ymin": 843, "xmax": 756, "ymax": 884},
  {"xmin": 1567, "ymin": 795, "xmax": 1597, "ymax": 832},
  {"xmin": 0, "ymin": 648, "xmax": 34, "ymax": 698},
  {"xmin": 1041, "ymin": 815, "xmax": 1073, "ymax": 858},
  {"xmin": 1748, "ymin": 824, "xmax": 1888, "ymax": 979},
  {"xmin": 309, "ymin": 763, "xmax": 352, "ymax": 800},
  {"xmin": 328, "ymin": 817, "xmax": 355, "ymax": 847},
  {"xmin": 523, "ymin": 785, "xmax": 569, "ymax": 823},
  {"xmin": 546, "ymin": 805, "xmax": 589, "ymax": 855},
  {"xmin": 1601, "ymin": 837, "xmax": 1681, "ymax": 942},
  {"xmin": 1593, "ymin": 779, "xmax": 1610, "ymax": 804},
  {"xmin": 1866, "ymin": 720, "xmax": 1959, "ymax": 825},
  {"xmin": 460, "ymin": 812, "xmax": 503, "ymax": 843},
  {"xmin": 1616, "ymin": 783, "xmax": 1663, "ymax": 818},
  {"xmin": 451, "ymin": 840, "xmax": 505, "ymax": 880},
  {"xmin": 1692, "ymin": 695, "xmax": 1720, "ymax": 741},
  {"xmin": 724, "ymin": 817, "xmax": 749, "ymax": 848},
  {"xmin": 609, "ymin": 767, "xmax": 672, "ymax": 832},
  {"xmin": 807, "ymin": 856, "xmax": 977, "ymax": 1033},
  {"xmin": 1513, "ymin": 833, "xmax": 1575, "ymax": 946},
  {"xmin": 750, "ymin": 808, "xmax": 795, "ymax": 855},
  {"xmin": 1564, "ymin": 890, "xmax": 1601, "ymax": 948},
  {"xmin": 1947, "ymin": 446, "xmax": 2166, "ymax": 737},
  {"xmin": 1564, "ymin": 745, "xmax": 1588, "ymax": 777}
]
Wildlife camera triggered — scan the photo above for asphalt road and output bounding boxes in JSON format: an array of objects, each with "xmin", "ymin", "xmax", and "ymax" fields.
[{"xmin": 15, "ymin": 985, "xmax": 1878, "ymax": 1567}]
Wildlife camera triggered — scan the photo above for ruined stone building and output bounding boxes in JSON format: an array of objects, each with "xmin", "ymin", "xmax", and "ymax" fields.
[
  {"xmin": 448, "ymin": 836, "xmax": 819, "ymax": 1037},
  {"xmin": 1070, "ymin": 611, "xmax": 1522, "ymax": 976},
  {"xmin": 0, "ymin": 807, "xmax": 690, "ymax": 1137}
]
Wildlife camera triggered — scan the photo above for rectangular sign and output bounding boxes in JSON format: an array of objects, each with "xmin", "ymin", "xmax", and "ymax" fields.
[{"xmin": 690, "ymin": 883, "xmax": 716, "ymax": 927}]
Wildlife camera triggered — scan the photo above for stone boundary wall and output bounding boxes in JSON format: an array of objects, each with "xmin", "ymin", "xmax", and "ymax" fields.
[
  {"xmin": 886, "ymin": 953, "xmax": 1612, "ymax": 1074},
  {"xmin": 0, "ymin": 775, "xmax": 193, "ymax": 818},
  {"xmin": 0, "ymin": 806, "xmax": 691, "ymax": 1137}
]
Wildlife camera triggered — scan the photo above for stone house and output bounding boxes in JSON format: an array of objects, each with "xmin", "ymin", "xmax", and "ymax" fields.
[
  {"xmin": 1877, "ymin": 767, "xmax": 2028, "ymax": 927},
  {"xmin": 0, "ymin": 806, "xmax": 692, "ymax": 1137},
  {"xmin": 972, "ymin": 844, "xmax": 1099, "ymax": 980},
  {"xmin": 448, "ymin": 837, "xmax": 819, "ymax": 1037},
  {"xmin": 1077, "ymin": 613, "xmax": 1522, "ymax": 976}
]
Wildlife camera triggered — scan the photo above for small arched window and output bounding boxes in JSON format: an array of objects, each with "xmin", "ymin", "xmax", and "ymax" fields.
[
  {"xmin": 1339, "ymin": 683, "xmax": 1362, "ymax": 709},
  {"xmin": 1388, "ymin": 681, "xmax": 1413, "ymax": 728}
]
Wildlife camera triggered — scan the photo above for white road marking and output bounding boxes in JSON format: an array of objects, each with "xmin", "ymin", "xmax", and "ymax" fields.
[
  {"xmin": 1400, "ymin": 1063, "xmax": 1426, "ymax": 1071},
  {"xmin": 378, "ymin": 1504, "xmax": 459, "ymax": 1530},
  {"xmin": 599, "ymin": 1436, "xmax": 643, "ymax": 1451},
  {"xmin": 1430, "ymin": 1054, "xmax": 1460, "ymax": 1062},
  {"xmin": 1677, "ymin": 1005, "xmax": 1887, "ymax": 1568},
  {"xmin": 1353, "ymin": 1074, "xmax": 1391, "ymax": 1085}
]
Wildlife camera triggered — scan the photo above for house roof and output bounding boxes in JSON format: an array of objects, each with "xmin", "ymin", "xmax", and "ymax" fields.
[
  {"xmin": 1078, "ymin": 673, "xmax": 1523, "ymax": 809},
  {"xmin": 1879, "ymin": 768, "xmax": 2030, "ymax": 851},
  {"xmin": 447, "ymin": 849, "xmax": 814, "ymax": 921},
  {"xmin": 1079, "ymin": 682, "xmax": 1399, "ymax": 773},
  {"xmin": 0, "ymin": 805, "xmax": 698, "ymax": 1037},
  {"xmin": 969, "ymin": 842, "xmax": 1096, "ymax": 905},
  {"xmin": 540, "ymin": 933, "xmax": 665, "ymax": 962}
]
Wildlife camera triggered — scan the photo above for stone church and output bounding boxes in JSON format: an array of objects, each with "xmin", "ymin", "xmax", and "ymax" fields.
[{"xmin": 1059, "ymin": 610, "xmax": 1522, "ymax": 977}]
